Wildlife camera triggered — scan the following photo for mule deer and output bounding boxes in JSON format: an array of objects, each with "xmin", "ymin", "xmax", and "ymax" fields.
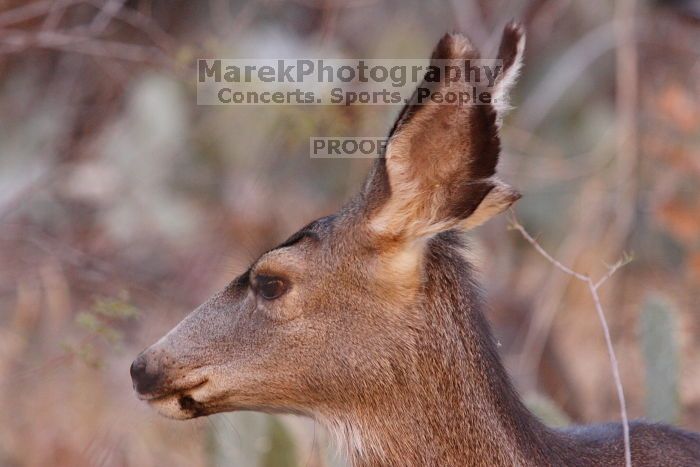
[{"xmin": 131, "ymin": 23, "xmax": 700, "ymax": 466}]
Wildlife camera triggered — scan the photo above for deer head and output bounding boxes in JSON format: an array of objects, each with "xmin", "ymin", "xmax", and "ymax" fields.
[{"xmin": 132, "ymin": 22, "xmax": 525, "ymax": 464}]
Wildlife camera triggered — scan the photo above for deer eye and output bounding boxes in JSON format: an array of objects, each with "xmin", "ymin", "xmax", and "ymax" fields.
[{"xmin": 256, "ymin": 275, "xmax": 288, "ymax": 300}]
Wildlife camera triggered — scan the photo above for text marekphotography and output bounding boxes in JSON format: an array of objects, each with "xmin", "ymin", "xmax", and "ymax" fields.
[{"xmin": 197, "ymin": 59, "xmax": 504, "ymax": 106}]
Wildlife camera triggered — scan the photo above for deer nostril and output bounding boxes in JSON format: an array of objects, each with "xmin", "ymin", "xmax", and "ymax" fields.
[
  {"xmin": 130, "ymin": 353, "xmax": 161, "ymax": 395},
  {"xmin": 130, "ymin": 357, "xmax": 146, "ymax": 380}
]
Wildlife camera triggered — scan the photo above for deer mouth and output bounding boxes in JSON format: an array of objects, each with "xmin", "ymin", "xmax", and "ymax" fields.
[
  {"xmin": 139, "ymin": 378, "xmax": 210, "ymax": 419},
  {"xmin": 176, "ymin": 394, "xmax": 208, "ymax": 417},
  {"xmin": 139, "ymin": 378, "xmax": 208, "ymax": 400},
  {"xmin": 145, "ymin": 379, "xmax": 283, "ymax": 419}
]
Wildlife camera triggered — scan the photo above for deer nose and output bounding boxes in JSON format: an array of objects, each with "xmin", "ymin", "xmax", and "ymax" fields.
[{"xmin": 130, "ymin": 352, "xmax": 162, "ymax": 395}]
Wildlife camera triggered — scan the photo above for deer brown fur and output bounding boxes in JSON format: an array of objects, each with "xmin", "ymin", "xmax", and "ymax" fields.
[{"xmin": 131, "ymin": 23, "xmax": 700, "ymax": 466}]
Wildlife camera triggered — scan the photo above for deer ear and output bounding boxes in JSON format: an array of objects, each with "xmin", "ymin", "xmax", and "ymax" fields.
[
  {"xmin": 492, "ymin": 22, "xmax": 526, "ymax": 127},
  {"xmin": 363, "ymin": 25, "xmax": 525, "ymax": 241}
]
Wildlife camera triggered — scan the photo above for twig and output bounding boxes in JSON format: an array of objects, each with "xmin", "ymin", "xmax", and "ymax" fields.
[
  {"xmin": 88, "ymin": 0, "xmax": 126, "ymax": 34},
  {"xmin": 516, "ymin": 20, "xmax": 620, "ymax": 131},
  {"xmin": 508, "ymin": 211, "xmax": 633, "ymax": 467},
  {"xmin": 0, "ymin": 29, "xmax": 168, "ymax": 63},
  {"xmin": 610, "ymin": 0, "xmax": 639, "ymax": 255},
  {"xmin": 0, "ymin": 0, "xmax": 178, "ymax": 60},
  {"xmin": 0, "ymin": 165, "xmax": 56, "ymax": 224},
  {"xmin": 283, "ymin": 0, "xmax": 381, "ymax": 9},
  {"xmin": 41, "ymin": 0, "xmax": 71, "ymax": 30},
  {"xmin": 0, "ymin": 0, "xmax": 79, "ymax": 28}
]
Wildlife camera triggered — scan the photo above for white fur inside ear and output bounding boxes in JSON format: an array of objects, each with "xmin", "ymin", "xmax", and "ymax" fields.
[
  {"xmin": 460, "ymin": 179, "xmax": 521, "ymax": 230},
  {"xmin": 493, "ymin": 33, "xmax": 525, "ymax": 127}
]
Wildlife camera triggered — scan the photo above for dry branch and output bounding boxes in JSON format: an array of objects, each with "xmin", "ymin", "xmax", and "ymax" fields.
[{"xmin": 508, "ymin": 211, "xmax": 633, "ymax": 467}]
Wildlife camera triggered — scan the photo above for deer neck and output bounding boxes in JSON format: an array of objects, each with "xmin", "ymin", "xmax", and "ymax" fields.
[{"xmin": 330, "ymin": 233, "xmax": 567, "ymax": 467}]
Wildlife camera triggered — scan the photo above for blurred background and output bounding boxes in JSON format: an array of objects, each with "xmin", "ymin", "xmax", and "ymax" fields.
[{"xmin": 0, "ymin": 0, "xmax": 699, "ymax": 465}]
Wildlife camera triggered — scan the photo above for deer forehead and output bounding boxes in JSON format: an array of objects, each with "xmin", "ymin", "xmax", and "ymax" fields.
[{"xmin": 253, "ymin": 246, "xmax": 309, "ymax": 277}]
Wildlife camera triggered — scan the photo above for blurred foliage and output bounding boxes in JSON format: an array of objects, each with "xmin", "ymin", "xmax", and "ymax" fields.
[
  {"xmin": 64, "ymin": 292, "xmax": 139, "ymax": 367},
  {"xmin": 261, "ymin": 417, "xmax": 299, "ymax": 467},
  {"xmin": 524, "ymin": 393, "xmax": 572, "ymax": 427},
  {"xmin": 0, "ymin": 0, "xmax": 698, "ymax": 465},
  {"xmin": 640, "ymin": 294, "xmax": 681, "ymax": 424}
]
